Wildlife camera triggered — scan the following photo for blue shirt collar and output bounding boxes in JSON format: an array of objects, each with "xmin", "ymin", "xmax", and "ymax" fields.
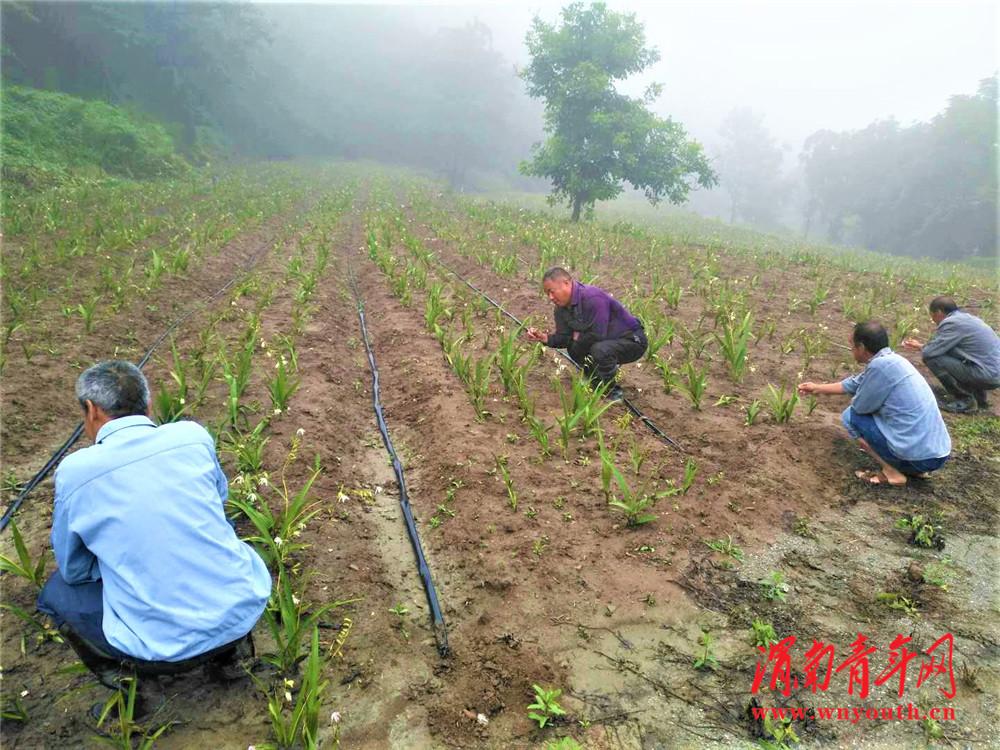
[
  {"xmin": 96, "ymin": 415, "xmax": 157, "ymax": 444},
  {"xmin": 873, "ymin": 347, "xmax": 893, "ymax": 360}
]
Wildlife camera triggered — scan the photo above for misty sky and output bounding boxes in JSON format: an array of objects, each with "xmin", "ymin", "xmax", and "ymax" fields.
[{"xmin": 326, "ymin": 0, "xmax": 997, "ymax": 155}]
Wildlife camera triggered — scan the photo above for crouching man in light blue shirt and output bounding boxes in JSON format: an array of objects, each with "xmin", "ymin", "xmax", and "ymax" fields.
[
  {"xmin": 37, "ymin": 361, "xmax": 271, "ymax": 685},
  {"xmin": 799, "ymin": 322, "xmax": 951, "ymax": 487}
]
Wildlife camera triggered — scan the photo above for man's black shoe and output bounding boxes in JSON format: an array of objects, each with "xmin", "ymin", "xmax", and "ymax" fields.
[
  {"xmin": 606, "ymin": 386, "xmax": 624, "ymax": 403},
  {"xmin": 941, "ymin": 398, "xmax": 977, "ymax": 414}
]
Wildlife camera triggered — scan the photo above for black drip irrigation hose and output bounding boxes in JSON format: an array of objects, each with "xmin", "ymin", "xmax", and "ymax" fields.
[
  {"xmin": 431, "ymin": 256, "xmax": 685, "ymax": 452},
  {"xmin": 0, "ymin": 237, "xmax": 279, "ymax": 534},
  {"xmin": 348, "ymin": 268, "xmax": 450, "ymax": 658}
]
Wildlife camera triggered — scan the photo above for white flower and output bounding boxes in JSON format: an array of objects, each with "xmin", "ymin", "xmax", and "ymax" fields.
[
  {"xmin": 337, "ymin": 490, "xmax": 350, "ymax": 503},
  {"xmin": 260, "ymin": 339, "xmax": 267, "ymax": 348},
  {"xmin": 274, "ymin": 536, "xmax": 283, "ymax": 546},
  {"xmin": 331, "ymin": 711, "xmax": 342, "ymax": 724},
  {"xmin": 273, "ymin": 408, "xmax": 282, "ymax": 415},
  {"xmin": 476, "ymin": 713, "xmax": 489, "ymax": 726},
  {"xmin": 296, "ymin": 428, "xmax": 305, "ymax": 437},
  {"xmin": 284, "ymin": 690, "xmax": 293, "ymax": 703},
  {"xmin": 258, "ymin": 476, "xmax": 269, "ymax": 488},
  {"xmin": 292, "ymin": 594, "xmax": 300, "ymax": 606}
]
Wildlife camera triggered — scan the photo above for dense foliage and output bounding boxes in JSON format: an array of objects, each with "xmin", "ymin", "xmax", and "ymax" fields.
[
  {"xmin": 1, "ymin": 86, "xmax": 189, "ymax": 191},
  {"xmin": 800, "ymin": 77, "xmax": 997, "ymax": 261},
  {"xmin": 519, "ymin": 2, "xmax": 716, "ymax": 220}
]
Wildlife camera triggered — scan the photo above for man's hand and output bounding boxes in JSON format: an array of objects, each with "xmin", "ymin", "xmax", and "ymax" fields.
[
  {"xmin": 902, "ymin": 337, "xmax": 923, "ymax": 351},
  {"xmin": 525, "ymin": 327, "xmax": 549, "ymax": 344},
  {"xmin": 798, "ymin": 382, "xmax": 819, "ymax": 395}
]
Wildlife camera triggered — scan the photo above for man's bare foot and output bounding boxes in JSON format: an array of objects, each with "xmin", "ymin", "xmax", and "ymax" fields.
[{"xmin": 855, "ymin": 469, "xmax": 907, "ymax": 486}]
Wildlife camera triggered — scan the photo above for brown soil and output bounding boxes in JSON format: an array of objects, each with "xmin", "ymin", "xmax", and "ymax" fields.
[{"xmin": 2, "ymin": 173, "xmax": 998, "ymax": 749}]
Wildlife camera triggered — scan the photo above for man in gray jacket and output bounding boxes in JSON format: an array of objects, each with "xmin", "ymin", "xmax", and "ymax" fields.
[{"xmin": 903, "ymin": 297, "xmax": 1000, "ymax": 413}]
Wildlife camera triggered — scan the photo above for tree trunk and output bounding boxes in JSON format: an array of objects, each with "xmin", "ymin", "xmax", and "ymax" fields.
[{"xmin": 571, "ymin": 195, "xmax": 582, "ymax": 222}]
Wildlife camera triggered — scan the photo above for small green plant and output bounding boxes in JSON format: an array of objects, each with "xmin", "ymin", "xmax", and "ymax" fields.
[
  {"xmin": 704, "ymin": 534, "xmax": 743, "ymax": 562},
  {"xmin": 389, "ymin": 603, "xmax": 409, "ymax": 617},
  {"xmin": 750, "ymin": 619, "xmax": 778, "ymax": 648},
  {"xmin": 680, "ymin": 361, "xmax": 709, "ymax": 410},
  {"xmin": 876, "ymin": 592, "xmax": 919, "ymax": 616},
  {"xmin": 554, "ymin": 375, "xmax": 614, "ymax": 455},
  {"xmin": 760, "ymin": 713, "xmax": 800, "ymax": 749},
  {"xmin": 715, "ymin": 310, "xmax": 753, "ymax": 381},
  {"xmin": 495, "ymin": 455, "xmax": 518, "ymax": 511},
  {"xmin": 267, "ymin": 357, "xmax": 300, "ymax": 414},
  {"xmin": 0, "ymin": 520, "xmax": 49, "ymax": 589},
  {"xmin": 895, "ymin": 514, "xmax": 943, "ymax": 549},
  {"xmin": 76, "ymin": 295, "xmax": 101, "ymax": 334},
  {"xmin": 745, "ymin": 399, "xmax": 762, "ymax": 426},
  {"xmin": 804, "ymin": 395, "xmax": 819, "ymax": 416},
  {"xmin": 94, "ymin": 676, "xmax": 175, "ymax": 749},
  {"xmin": 467, "ymin": 355, "xmax": 495, "ymax": 422},
  {"xmin": 652, "ymin": 355, "xmax": 678, "ymax": 394},
  {"xmin": 607, "ymin": 466, "xmax": 676, "ymax": 527},
  {"xmin": 527, "ymin": 415, "xmax": 552, "ymax": 458},
  {"xmin": 255, "ymin": 626, "xmax": 330, "ymax": 750},
  {"xmin": 922, "ymin": 560, "xmax": 953, "ymax": 590},
  {"xmin": 693, "ymin": 630, "xmax": 719, "ymax": 671},
  {"xmin": 645, "ymin": 319, "xmax": 676, "ymax": 360},
  {"xmin": 760, "ymin": 571, "xmax": 789, "ymax": 602},
  {"xmin": 765, "ymin": 383, "xmax": 799, "ymax": 424},
  {"xmin": 681, "ymin": 457, "xmax": 698, "ymax": 494},
  {"xmin": 527, "ymin": 684, "xmax": 567, "ymax": 729}
]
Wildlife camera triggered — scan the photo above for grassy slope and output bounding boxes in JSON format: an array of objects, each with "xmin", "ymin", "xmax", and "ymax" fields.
[{"xmin": 1, "ymin": 85, "xmax": 190, "ymax": 193}]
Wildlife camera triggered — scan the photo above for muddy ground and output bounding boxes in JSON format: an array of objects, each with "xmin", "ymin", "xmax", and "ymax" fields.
[{"xmin": 2, "ymin": 173, "xmax": 998, "ymax": 749}]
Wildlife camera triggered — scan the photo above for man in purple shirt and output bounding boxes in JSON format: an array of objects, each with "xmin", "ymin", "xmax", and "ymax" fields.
[{"xmin": 527, "ymin": 267, "xmax": 647, "ymax": 401}]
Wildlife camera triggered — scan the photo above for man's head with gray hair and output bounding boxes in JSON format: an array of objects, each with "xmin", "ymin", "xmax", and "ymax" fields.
[{"xmin": 76, "ymin": 361, "xmax": 150, "ymax": 419}]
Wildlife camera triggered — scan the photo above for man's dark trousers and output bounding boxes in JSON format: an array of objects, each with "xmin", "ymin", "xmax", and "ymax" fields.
[
  {"xmin": 924, "ymin": 354, "xmax": 999, "ymax": 407},
  {"xmin": 568, "ymin": 327, "xmax": 648, "ymax": 385}
]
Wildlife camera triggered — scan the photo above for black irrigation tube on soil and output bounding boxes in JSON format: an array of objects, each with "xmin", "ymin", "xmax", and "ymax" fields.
[
  {"xmin": 0, "ymin": 235, "xmax": 282, "ymax": 534},
  {"xmin": 348, "ymin": 268, "xmax": 451, "ymax": 658},
  {"xmin": 430, "ymin": 256, "xmax": 685, "ymax": 452}
]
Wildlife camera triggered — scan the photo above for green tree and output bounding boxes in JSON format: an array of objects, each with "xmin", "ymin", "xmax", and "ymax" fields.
[
  {"xmin": 717, "ymin": 107, "xmax": 787, "ymax": 227},
  {"xmin": 519, "ymin": 2, "xmax": 716, "ymax": 221}
]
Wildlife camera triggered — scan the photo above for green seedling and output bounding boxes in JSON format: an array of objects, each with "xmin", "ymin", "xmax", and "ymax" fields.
[
  {"xmin": 652, "ymin": 355, "xmax": 678, "ymax": 394},
  {"xmin": 267, "ymin": 357, "xmax": 300, "ymax": 414},
  {"xmin": 495, "ymin": 455, "xmax": 518, "ymax": 511},
  {"xmin": 895, "ymin": 514, "xmax": 943, "ymax": 549},
  {"xmin": 715, "ymin": 310, "xmax": 753, "ymax": 381},
  {"xmin": 745, "ymin": 399, "xmax": 762, "ymax": 426},
  {"xmin": 680, "ymin": 361, "xmax": 709, "ymax": 410},
  {"xmin": 527, "ymin": 415, "xmax": 552, "ymax": 458},
  {"xmin": 681, "ymin": 457, "xmax": 698, "ymax": 494},
  {"xmin": 750, "ymin": 619, "xmax": 778, "ymax": 648},
  {"xmin": 254, "ymin": 626, "xmax": 330, "ymax": 750},
  {"xmin": 765, "ymin": 383, "xmax": 799, "ymax": 424},
  {"xmin": 760, "ymin": 713, "xmax": 800, "ymax": 750},
  {"xmin": 527, "ymin": 684, "xmax": 567, "ymax": 729},
  {"xmin": 876, "ymin": 592, "xmax": 919, "ymax": 616},
  {"xmin": 693, "ymin": 630, "xmax": 719, "ymax": 671},
  {"xmin": 704, "ymin": 534, "xmax": 743, "ymax": 562},
  {"xmin": 760, "ymin": 571, "xmax": 790, "ymax": 602},
  {"xmin": 922, "ymin": 560, "xmax": 953, "ymax": 590},
  {"xmin": 95, "ymin": 677, "xmax": 175, "ymax": 749},
  {"xmin": 0, "ymin": 520, "xmax": 50, "ymax": 589}
]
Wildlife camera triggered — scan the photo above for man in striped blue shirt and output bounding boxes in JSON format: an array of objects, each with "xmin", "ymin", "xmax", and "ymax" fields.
[
  {"xmin": 799, "ymin": 322, "xmax": 951, "ymax": 486},
  {"xmin": 37, "ymin": 361, "xmax": 271, "ymax": 683}
]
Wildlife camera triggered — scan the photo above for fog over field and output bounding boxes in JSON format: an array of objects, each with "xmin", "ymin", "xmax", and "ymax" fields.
[{"xmin": 4, "ymin": 0, "xmax": 997, "ymax": 260}]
